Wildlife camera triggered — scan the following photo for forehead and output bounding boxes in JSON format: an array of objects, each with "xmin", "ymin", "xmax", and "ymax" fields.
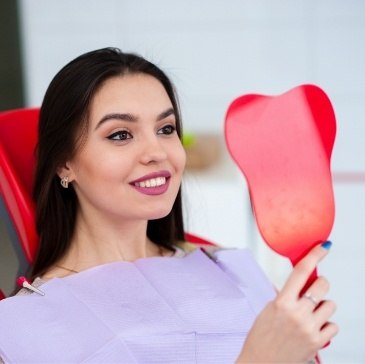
[
  {"xmin": 74, "ymin": 73, "xmax": 176, "ymax": 149},
  {"xmin": 88, "ymin": 73, "xmax": 172, "ymax": 121}
]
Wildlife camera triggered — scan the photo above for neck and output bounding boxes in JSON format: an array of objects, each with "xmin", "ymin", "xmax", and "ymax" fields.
[{"xmin": 56, "ymin": 212, "xmax": 161, "ymax": 273}]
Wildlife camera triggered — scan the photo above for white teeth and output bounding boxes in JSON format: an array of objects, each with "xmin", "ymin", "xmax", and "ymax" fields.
[{"xmin": 135, "ymin": 177, "xmax": 166, "ymax": 188}]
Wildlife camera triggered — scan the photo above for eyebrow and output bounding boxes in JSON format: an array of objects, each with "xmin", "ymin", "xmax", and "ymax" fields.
[{"xmin": 95, "ymin": 107, "xmax": 176, "ymax": 130}]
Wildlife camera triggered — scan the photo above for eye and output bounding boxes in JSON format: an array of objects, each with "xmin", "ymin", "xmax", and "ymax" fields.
[
  {"xmin": 107, "ymin": 130, "xmax": 133, "ymax": 141},
  {"xmin": 157, "ymin": 124, "xmax": 176, "ymax": 135}
]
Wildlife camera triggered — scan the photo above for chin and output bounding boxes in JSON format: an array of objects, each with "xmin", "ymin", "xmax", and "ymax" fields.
[{"xmin": 145, "ymin": 206, "xmax": 173, "ymax": 221}]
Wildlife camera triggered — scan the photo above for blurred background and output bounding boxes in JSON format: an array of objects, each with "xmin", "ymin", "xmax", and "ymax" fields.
[{"xmin": 0, "ymin": 0, "xmax": 364, "ymax": 362}]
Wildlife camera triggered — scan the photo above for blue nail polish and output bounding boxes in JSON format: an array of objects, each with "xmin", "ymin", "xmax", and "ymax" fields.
[{"xmin": 321, "ymin": 240, "xmax": 332, "ymax": 250}]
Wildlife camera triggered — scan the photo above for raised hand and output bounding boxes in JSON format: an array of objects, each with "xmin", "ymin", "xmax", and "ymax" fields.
[{"xmin": 236, "ymin": 242, "xmax": 338, "ymax": 363}]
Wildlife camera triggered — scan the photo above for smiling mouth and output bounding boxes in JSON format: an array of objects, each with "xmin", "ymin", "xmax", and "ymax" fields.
[{"xmin": 133, "ymin": 177, "xmax": 167, "ymax": 188}]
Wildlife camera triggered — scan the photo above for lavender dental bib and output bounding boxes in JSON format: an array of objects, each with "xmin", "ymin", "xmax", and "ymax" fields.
[{"xmin": 0, "ymin": 249, "xmax": 276, "ymax": 363}]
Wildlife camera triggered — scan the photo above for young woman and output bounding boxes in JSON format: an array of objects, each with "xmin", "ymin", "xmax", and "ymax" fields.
[{"xmin": 0, "ymin": 48, "xmax": 338, "ymax": 363}]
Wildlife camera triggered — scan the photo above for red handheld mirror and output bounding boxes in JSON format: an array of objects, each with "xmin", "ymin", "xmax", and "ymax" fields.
[{"xmin": 224, "ymin": 84, "xmax": 336, "ymax": 288}]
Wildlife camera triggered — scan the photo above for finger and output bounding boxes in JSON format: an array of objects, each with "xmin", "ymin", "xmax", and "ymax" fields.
[
  {"xmin": 319, "ymin": 321, "xmax": 339, "ymax": 346},
  {"xmin": 281, "ymin": 241, "xmax": 332, "ymax": 299},
  {"xmin": 314, "ymin": 300, "xmax": 337, "ymax": 327},
  {"xmin": 300, "ymin": 276, "xmax": 330, "ymax": 309}
]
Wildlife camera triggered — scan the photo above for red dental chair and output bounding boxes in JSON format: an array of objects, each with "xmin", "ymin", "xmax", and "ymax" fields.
[
  {"xmin": 0, "ymin": 108, "xmax": 39, "ymax": 299},
  {"xmin": 0, "ymin": 108, "xmax": 213, "ymax": 299}
]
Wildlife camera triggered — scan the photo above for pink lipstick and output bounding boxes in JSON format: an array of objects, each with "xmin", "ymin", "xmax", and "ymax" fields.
[{"xmin": 130, "ymin": 171, "xmax": 171, "ymax": 196}]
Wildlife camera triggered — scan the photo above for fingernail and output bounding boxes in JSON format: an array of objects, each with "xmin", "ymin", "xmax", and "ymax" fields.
[{"xmin": 321, "ymin": 240, "xmax": 332, "ymax": 250}]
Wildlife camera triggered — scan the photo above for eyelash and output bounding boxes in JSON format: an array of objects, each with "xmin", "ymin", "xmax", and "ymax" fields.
[
  {"xmin": 157, "ymin": 124, "xmax": 176, "ymax": 135},
  {"xmin": 106, "ymin": 124, "xmax": 176, "ymax": 141},
  {"xmin": 107, "ymin": 130, "xmax": 132, "ymax": 141}
]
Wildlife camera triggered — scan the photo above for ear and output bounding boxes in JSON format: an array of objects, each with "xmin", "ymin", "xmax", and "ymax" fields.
[{"xmin": 56, "ymin": 162, "xmax": 75, "ymax": 182}]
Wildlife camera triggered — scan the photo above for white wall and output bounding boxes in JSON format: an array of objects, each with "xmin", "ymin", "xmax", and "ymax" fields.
[{"xmin": 13, "ymin": 0, "xmax": 365, "ymax": 361}]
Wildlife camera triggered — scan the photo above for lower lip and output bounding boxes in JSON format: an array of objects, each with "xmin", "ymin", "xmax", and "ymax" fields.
[{"xmin": 130, "ymin": 178, "xmax": 171, "ymax": 196}]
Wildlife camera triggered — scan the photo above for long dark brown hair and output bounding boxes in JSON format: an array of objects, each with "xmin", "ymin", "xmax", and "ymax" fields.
[{"xmin": 31, "ymin": 47, "xmax": 185, "ymax": 278}]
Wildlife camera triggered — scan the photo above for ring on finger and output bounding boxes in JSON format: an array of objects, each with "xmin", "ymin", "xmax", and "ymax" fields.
[{"xmin": 303, "ymin": 292, "xmax": 319, "ymax": 306}]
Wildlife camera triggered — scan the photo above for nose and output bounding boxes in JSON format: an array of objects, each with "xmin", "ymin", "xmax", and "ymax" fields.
[{"xmin": 139, "ymin": 135, "xmax": 168, "ymax": 165}]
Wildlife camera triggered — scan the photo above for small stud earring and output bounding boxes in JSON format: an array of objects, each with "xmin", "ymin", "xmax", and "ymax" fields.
[{"xmin": 60, "ymin": 176, "xmax": 69, "ymax": 188}]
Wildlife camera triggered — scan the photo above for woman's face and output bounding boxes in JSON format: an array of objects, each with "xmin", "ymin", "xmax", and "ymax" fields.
[{"xmin": 61, "ymin": 73, "xmax": 186, "ymax": 222}]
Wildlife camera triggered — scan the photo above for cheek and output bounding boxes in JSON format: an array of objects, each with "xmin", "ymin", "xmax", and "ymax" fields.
[
  {"xmin": 175, "ymin": 143, "xmax": 187, "ymax": 173},
  {"xmin": 71, "ymin": 151, "xmax": 124, "ymax": 183}
]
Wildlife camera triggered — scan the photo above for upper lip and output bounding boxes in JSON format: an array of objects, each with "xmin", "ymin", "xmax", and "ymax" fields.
[{"xmin": 130, "ymin": 170, "xmax": 171, "ymax": 184}]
